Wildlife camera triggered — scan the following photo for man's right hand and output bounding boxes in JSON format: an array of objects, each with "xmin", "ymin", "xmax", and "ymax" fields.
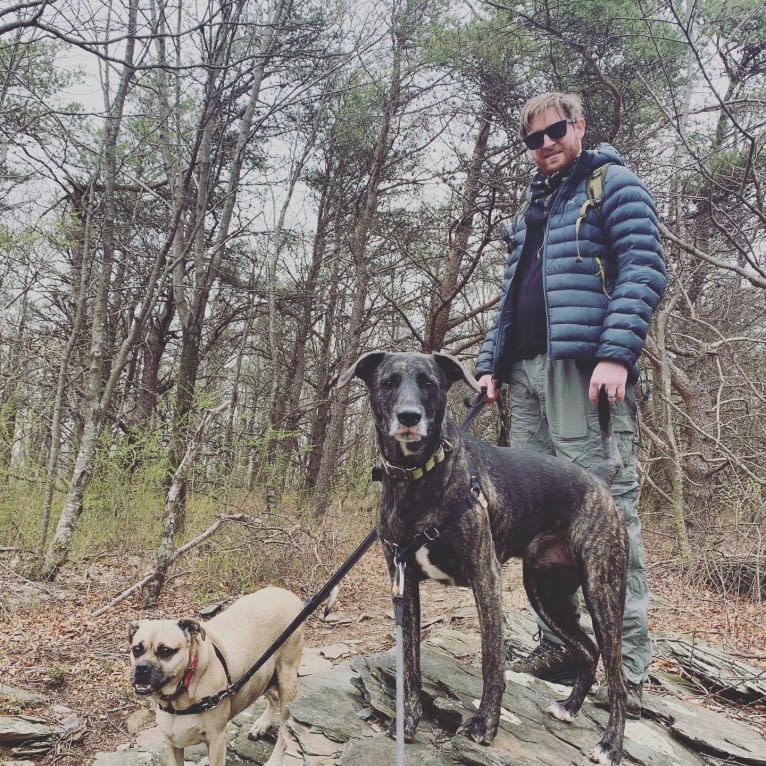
[{"xmin": 477, "ymin": 374, "xmax": 498, "ymax": 402}]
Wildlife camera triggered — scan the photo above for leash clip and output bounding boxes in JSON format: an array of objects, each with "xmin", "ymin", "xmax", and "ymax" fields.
[
  {"xmin": 206, "ymin": 692, "xmax": 222, "ymax": 710},
  {"xmin": 391, "ymin": 555, "xmax": 406, "ymax": 628},
  {"xmin": 385, "ymin": 540, "xmax": 406, "ymax": 598},
  {"xmin": 392, "ymin": 558, "xmax": 405, "ymax": 599}
]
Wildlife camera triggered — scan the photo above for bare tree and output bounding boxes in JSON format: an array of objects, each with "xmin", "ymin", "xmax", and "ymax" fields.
[
  {"xmin": 311, "ymin": 0, "xmax": 425, "ymax": 515},
  {"xmin": 40, "ymin": 0, "xmax": 156, "ymax": 578}
]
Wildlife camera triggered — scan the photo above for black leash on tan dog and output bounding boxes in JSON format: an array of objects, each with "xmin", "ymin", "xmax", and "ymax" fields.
[{"xmin": 158, "ymin": 528, "xmax": 379, "ymax": 715}]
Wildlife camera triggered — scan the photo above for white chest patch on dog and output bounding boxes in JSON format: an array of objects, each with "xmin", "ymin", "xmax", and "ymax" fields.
[{"xmin": 415, "ymin": 546, "xmax": 454, "ymax": 584}]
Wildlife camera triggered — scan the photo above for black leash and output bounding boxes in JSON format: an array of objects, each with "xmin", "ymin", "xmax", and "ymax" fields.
[{"xmin": 461, "ymin": 388, "xmax": 487, "ymax": 430}]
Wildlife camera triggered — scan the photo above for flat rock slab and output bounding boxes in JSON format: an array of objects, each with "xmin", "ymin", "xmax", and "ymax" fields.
[
  {"xmin": 341, "ymin": 731, "xmax": 461, "ymax": 765},
  {"xmin": 656, "ymin": 636, "xmax": 766, "ymax": 704},
  {"xmin": 659, "ymin": 696, "xmax": 766, "ymax": 765},
  {"xmin": 349, "ymin": 630, "xmax": 766, "ymax": 766},
  {"xmin": 0, "ymin": 716, "xmax": 56, "ymax": 744},
  {"xmin": 0, "ymin": 685, "xmax": 45, "ymax": 705},
  {"xmin": 92, "ymin": 752, "xmax": 160, "ymax": 766},
  {"xmin": 0, "ymin": 710, "xmax": 85, "ymax": 758},
  {"xmin": 96, "ymin": 627, "xmax": 766, "ymax": 765}
]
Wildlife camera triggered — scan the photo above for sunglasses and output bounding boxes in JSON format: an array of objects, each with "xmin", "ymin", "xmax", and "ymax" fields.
[{"xmin": 522, "ymin": 119, "xmax": 576, "ymax": 150}]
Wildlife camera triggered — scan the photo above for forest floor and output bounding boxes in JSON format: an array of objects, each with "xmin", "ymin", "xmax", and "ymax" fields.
[{"xmin": 1, "ymin": 539, "xmax": 765, "ymax": 765}]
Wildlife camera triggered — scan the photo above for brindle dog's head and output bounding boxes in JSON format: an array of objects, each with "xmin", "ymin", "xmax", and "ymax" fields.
[
  {"xmin": 339, "ymin": 351, "xmax": 480, "ymax": 461},
  {"xmin": 128, "ymin": 618, "xmax": 206, "ymax": 697}
]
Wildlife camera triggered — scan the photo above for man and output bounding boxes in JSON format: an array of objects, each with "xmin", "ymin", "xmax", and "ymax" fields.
[{"xmin": 475, "ymin": 92, "xmax": 666, "ymax": 718}]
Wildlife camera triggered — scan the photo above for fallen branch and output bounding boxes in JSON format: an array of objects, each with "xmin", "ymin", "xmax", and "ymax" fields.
[{"xmin": 91, "ymin": 512, "xmax": 258, "ymax": 617}]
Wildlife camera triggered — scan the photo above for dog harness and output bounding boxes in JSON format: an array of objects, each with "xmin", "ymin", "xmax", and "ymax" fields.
[
  {"xmin": 157, "ymin": 643, "xmax": 233, "ymax": 715},
  {"xmin": 383, "ymin": 473, "xmax": 483, "ymax": 569}
]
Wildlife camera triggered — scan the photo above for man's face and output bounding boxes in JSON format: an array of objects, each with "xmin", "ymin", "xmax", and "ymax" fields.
[{"xmin": 526, "ymin": 106, "xmax": 585, "ymax": 176}]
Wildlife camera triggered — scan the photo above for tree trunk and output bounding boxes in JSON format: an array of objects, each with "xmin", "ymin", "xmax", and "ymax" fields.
[
  {"xmin": 169, "ymin": 324, "xmax": 202, "ymax": 512},
  {"xmin": 168, "ymin": 0, "xmax": 287, "ymax": 527},
  {"xmin": 38, "ymin": 180, "xmax": 95, "ymax": 556},
  {"xmin": 654, "ymin": 294, "xmax": 693, "ymax": 564},
  {"xmin": 304, "ymin": 238, "xmax": 342, "ymax": 490},
  {"xmin": 145, "ymin": 404, "xmax": 227, "ymax": 605},
  {"xmin": 40, "ymin": 0, "xmax": 141, "ymax": 579},
  {"xmin": 425, "ymin": 107, "xmax": 492, "ymax": 352},
  {"xmin": 275, "ymin": 163, "xmax": 337, "ymax": 469},
  {"xmin": 312, "ymin": 19, "xmax": 406, "ymax": 515}
]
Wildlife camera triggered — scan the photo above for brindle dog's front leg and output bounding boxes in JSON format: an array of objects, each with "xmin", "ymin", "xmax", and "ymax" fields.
[
  {"xmin": 459, "ymin": 540, "xmax": 505, "ymax": 744},
  {"xmin": 386, "ymin": 559, "xmax": 423, "ymax": 741}
]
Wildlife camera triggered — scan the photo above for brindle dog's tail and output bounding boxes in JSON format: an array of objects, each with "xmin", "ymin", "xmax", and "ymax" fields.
[{"xmin": 593, "ymin": 387, "xmax": 623, "ymax": 486}]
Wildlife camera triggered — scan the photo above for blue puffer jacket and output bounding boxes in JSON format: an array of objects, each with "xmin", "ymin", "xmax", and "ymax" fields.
[{"xmin": 476, "ymin": 143, "xmax": 666, "ymax": 383}]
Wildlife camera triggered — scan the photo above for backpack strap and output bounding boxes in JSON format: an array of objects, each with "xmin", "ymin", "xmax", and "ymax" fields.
[
  {"xmin": 575, "ymin": 163, "xmax": 612, "ymax": 262},
  {"xmin": 588, "ymin": 162, "xmax": 610, "ymax": 205}
]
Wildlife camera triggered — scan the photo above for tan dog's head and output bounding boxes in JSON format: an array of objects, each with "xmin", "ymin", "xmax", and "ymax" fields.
[{"xmin": 128, "ymin": 618, "xmax": 206, "ymax": 697}]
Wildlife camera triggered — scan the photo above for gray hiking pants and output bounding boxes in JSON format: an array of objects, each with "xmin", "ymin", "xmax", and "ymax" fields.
[{"xmin": 508, "ymin": 355, "xmax": 652, "ymax": 684}]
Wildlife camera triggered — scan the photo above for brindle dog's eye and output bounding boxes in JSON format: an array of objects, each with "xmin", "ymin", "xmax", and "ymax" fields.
[
  {"xmin": 419, "ymin": 375, "xmax": 436, "ymax": 390},
  {"xmin": 381, "ymin": 375, "xmax": 398, "ymax": 389},
  {"xmin": 132, "ymin": 644, "xmax": 144, "ymax": 658}
]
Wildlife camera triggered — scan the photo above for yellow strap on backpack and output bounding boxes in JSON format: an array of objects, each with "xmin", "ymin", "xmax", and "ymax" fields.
[{"xmin": 575, "ymin": 163, "xmax": 611, "ymax": 262}]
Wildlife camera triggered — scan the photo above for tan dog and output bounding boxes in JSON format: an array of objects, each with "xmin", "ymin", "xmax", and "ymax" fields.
[{"xmin": 128, "ymin": 587, "xmax": 304, "ymax": 766}]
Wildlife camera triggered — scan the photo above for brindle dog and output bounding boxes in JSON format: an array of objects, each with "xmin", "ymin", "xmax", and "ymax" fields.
[{"xmin": 339, "ymin": 351, "xmax": 629, "ymax": 766}]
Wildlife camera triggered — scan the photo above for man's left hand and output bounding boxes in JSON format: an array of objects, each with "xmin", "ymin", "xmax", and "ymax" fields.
[{"xmin": 589, "ymin": 360, "xmax": 628, "ymax": 404}]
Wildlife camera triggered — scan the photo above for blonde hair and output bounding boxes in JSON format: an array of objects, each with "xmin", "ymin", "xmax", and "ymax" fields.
[{"xmin": 519, "ymin": 92, "xmax": 585, "ymax": 139}]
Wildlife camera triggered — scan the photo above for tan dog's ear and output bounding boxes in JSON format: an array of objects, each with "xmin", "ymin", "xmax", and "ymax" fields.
[
  {"xmin": 433, "ymin": 352, "xmax": 482, "ymax": 392},
  {"xmin": 128, "ymin": 621, "xmax": 141, "ymax": 643},
  {"xmin": 177, "ymin": 618, "xmax": 206, "ymax": 642}
]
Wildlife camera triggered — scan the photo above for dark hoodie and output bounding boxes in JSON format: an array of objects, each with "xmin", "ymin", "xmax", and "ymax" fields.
[{"xmin": 508, "ymin": 152, "xmax": 598, "ymax": 360}]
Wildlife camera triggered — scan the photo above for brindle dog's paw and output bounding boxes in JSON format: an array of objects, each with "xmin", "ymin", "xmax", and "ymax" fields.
[
  {"xmin": 546, "ymin": 700, "xmax": 576, "ymax": 722},
  {"xmin": 589, "ymin": 741, "xmax": 620, "ymax": 765},
  {"xmin": 387, "ymin": 718, "xmax": 416, "ymax": 743},
  {"xmin": 457, "ymin": 713, "xmax": 497, "ymax": 745}
]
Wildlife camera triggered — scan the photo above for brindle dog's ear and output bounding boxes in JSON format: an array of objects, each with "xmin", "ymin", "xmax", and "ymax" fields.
[
  {"xmin": 128, "ymin": 621, "xmax": 141, "ymax": 643},
  {"xmin": 433, "ymin": 352, "xmax": 483, "ymax": 392},
  {"xmin": 178, "ymin": 619, "xmax": 206, "ymax": 642},
  {"xmin": 337, "ymin": 351, "xmax": 386, "ymax": 389}
]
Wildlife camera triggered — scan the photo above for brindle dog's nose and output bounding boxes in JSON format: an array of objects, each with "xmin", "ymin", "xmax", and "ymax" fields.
[{"xmin": 397, "ymin": 410, "xmax": 422, "ymax": 427}]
